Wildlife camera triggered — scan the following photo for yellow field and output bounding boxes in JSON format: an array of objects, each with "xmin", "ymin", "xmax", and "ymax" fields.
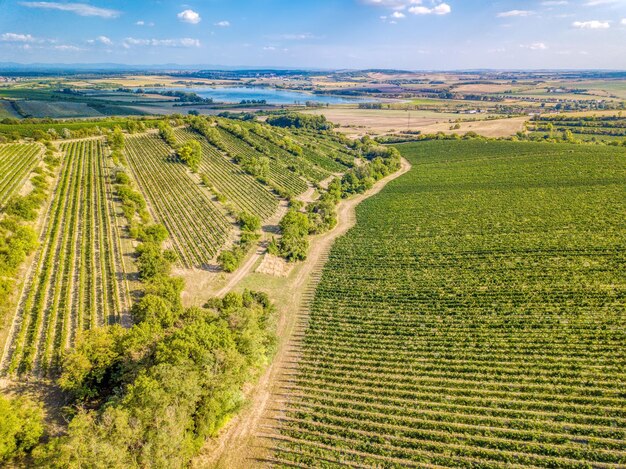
[{"xmin": 303, "ymin": 107, "xmax": 527, "ymax": 138}]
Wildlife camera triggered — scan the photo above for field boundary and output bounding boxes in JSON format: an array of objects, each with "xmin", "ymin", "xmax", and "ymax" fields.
[{"xmin": 193, "ymin": 157, "xmax": 411, "ymax": 468}]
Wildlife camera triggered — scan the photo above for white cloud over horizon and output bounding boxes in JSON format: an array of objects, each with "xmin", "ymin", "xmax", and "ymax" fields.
[
  {"xmin": 498, "ymin": 10, "xmax": 535, "ymax": 18},
  {"xmin": 123, "ymin": 37, "xmax": 201, "ymax": 48},
  {"xmin": 572, "ymin": 20, "xmax": 611, "ymax": 29},
  {"xmin": 19, "ymin": 2, "xmax": 120, "ymax": 18}
]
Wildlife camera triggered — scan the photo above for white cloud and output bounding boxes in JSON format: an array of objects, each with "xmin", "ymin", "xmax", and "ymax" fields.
[
  {"xmin": 19, "ymin": 2, "xmax": 119, "ymax": 18},
  {"xmin": 96, "ymin": 35, "xmax": 112, "ymax": 45},
  {"xmin": 541, "ymin": 1, "xmax": 568, "ymax": 5},
  {"xmin": 177, "ymin": 9, "xmax": 201, "ymax": 24},
  {"xmin": 392, "ymin": 11, "xmax": 406, "ymax": 18},
  {"xmin": 361, "ymin": 0, "xmax": 420, "ymax": 8},
  {"xmin": 0, "ymin": 32, "xmax": 37, "ymax": 42},
  {"xmin": 275, "ymin": 33, "xmax": 317, "ymax": 40},
  {"xmin": 497, "ymin": 10, "xmax": 535, "ymax": 18},
  {"xmin": 621, "ymin": 18, "xmax": 626, "ymax": 25},
  {"xmin": 263, "ymin": 46, "xmax": 276, "ymax": 51},
  {"xmin": 87, "ymin": 36, "xmax": 112, "ymax": 45},
  {"xmin": 215, "ymin": 20, "xmax": 230, "ymax": 27},
  {"xmin": 521, "ymin": 42, "xmax": 548, "ymax": 50},
  {"xmin": 363, "ymin": 0, "xmax": 451, "ymax": 15},
  {"xmin": 572, "ymin": 20, "xmax": 610, "ymax": 29},
  {"xmin": 124, "ymin": 37, "xmax": 201, "ymax": 48},
  {"xmin": 409, "ymin": 3, "xmax": 451, "ymax": 15},
  {"xmin": 54, "ymin": 44, "xmax": 81, "ymax": 51},
  {"xmin": 135, "ymin": 20, "xmax": 144, "ymax": 26},
  {"xmin": 584, "ymin": 0, "xmax": 618, "ymax": 5}
]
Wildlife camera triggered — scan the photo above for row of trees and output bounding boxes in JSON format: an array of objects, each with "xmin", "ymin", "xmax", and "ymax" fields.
[
  {"xmin": 266, "ymin": 112, "xmax": 334, "ymax": 131},
  {"xmin": 217, "ymin": 212, "xmax": 262, "ymax": 272},
  {"xmin": 271, "ymin": 139, "xmax": 402, "ymax": 262},
  {"xmin": 0, "ymin": 143, "xmax": 58, "ymax": 331}
]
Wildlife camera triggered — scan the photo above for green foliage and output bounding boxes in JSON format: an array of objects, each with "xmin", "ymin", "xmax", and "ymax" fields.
[
  {"xmin": 157, "ymin": 121, "xmax": 176, "ymax": 147},
  {"xmin": 217, "ymin": 212, "xmax": 261, "ymax": 272},
  {"xmin": 306, "ymin": 198, "xmax": 337, "ymax": 234},
  {"xmin": 0, "ymin": 394, "xmax": 44, "ymax": 463},
  {"xmin": 277, "ymin": 209, "xmax": 310, "ymax": 262},
  {"xmin": 238, "ymin": 211, "xmax": 261, "ymax": 232},
  {"xmin": 187, "ymin": 116, "xmax": 228, "ymax": 153},
  {"xmin": 108, "ymin": 126, "xmax": 125, "ymax": 151},
  {"xmin": 40, "ymin": 291, "xmax": 276, "ymax": 469},
  {"xmin": 135, "ymin": 241, "xmax": 177, "ymax": 281},
  {"xmin": 177, "ymin": 140, "xmax": 202, "ymax": 172},
  {"xmin": 58, "ymin": 326, "xmax": 126, "ymax": 400},
  {"xmin": 266, "ymin": 113, "xmax": 334, "ymax": 131}
]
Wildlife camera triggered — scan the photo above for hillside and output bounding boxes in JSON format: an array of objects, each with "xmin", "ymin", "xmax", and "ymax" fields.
[{"xmin": 0, "ymin": 116, "xmax": 361, "ymax": 377}]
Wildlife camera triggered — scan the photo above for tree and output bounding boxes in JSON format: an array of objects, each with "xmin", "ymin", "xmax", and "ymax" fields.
[
  {"xmin": 177, "ymin": 140, "xmax": 202, "ymax": 172},
  {"xmin": 0, "ymin": 395, "xmax": 44, "ymax": 463},
  {"xmin": 108, "ymin": 126, "xmax": 125, "ymax": 151},
  {"xmin": 277, "ymin": 210, "xmax": 310, "ymax": 261}
]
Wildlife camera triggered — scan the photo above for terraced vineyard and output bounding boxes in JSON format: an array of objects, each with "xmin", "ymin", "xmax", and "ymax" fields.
[
  {"xmin": 270, "ymin": 141, "xmax": 626, "ymax": 467},
  {"xmin": 124, "ymin": 133, "xmax": 232, "ymax": 268},
  {"xmin": 0, "ymin": 143, "xmax": 43, "ymax": 208},
  {"xmin": 1, "ymin": 140, "xmax": 130, "ymax": 375},
  {"xmin": 173, "ymin": 127, "xmax": 279, "ymax": 220}
]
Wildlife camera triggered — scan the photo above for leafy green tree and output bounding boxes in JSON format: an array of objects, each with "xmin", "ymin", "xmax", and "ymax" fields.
[
  {"xmin": 177, "ymin": 140, "xmax": 202, "ymax": 172},
  {"xmin": 58, "ymin": 326, "xmax": 125, "ymax": 400},
  {"xmin": 108, "ymin": 126, "xmax": 125, "ymax": 151},
  {"xmin": 0, "ymin": 394, "xmax": 44, "ymax": 463}
]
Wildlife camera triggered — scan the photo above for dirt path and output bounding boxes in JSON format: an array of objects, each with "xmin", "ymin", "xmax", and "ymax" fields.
[
  {"xmin": 209, "ymin": 199, "xmax": 289, "ymax": 300},
  {"xmin": 192, "ymin": 157, "xmax": 411, "ymax": 468}
]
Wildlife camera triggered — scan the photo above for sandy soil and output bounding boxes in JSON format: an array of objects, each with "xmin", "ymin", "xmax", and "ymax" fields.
[
  {"xmin": 255, "ymin": 255, "xmax": 292, "ymax": 278},
  {"xmin": 191, "ymin": 157, "xmax": 411, "ymax": 469}
]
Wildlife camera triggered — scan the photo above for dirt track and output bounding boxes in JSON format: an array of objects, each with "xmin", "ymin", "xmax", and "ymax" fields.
[{"xmin": 192, "ymin": 157, "xmax": 411, "ymax": 468}]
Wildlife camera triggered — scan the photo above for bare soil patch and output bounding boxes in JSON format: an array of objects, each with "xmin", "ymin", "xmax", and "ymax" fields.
[
  {"xmin": 255, "ymin": 255, "xmax": 292, "ymax": 278},
  {"xmin": 303, "ymin": 108, "xmax": 526, "ymax": 138}
]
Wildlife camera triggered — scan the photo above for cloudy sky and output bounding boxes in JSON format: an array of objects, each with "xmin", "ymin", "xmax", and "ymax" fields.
[{"xmin": 0, "ymin": 0, "xmax": 625, "ymax": 69}]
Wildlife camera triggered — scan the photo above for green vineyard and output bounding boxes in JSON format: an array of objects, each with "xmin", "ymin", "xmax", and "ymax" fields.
[
  {"xmin": 0, "ymin": 143, "xmax": 43, "ymax": 208},
  {"xmin": 1, "ymin": 140, "xmax": 131, "ymax": 375},
  {"xmin": 270, "ymin": 141, "xmax": 626, "ymax": 467},
  {"xmin": 173, "ymin": 127, "xmax": 279, "ymax": 220},
  {"xmin": 215, "ymin": 126, "xmax": 310, "ymax": 195},
  {"xmin": 124, "ymin": 133, "xmax": 232, "ymax": 268},
  {"xmin": 0, "ymin": 118, "xmax": 358, "ymax": 379}
]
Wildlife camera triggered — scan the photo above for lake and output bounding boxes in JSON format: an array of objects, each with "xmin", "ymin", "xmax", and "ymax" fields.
[{"xmin": 142, "ymin": 86, "xmax": 373, "ymax": 105}]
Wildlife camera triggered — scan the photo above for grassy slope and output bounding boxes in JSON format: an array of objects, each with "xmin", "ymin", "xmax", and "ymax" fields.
[{"xmin": 272, "ymin": 140, "xmax": 626, "ymax": 467}]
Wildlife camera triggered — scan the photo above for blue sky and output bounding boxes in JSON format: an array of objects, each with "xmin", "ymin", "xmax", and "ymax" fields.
[{"xmin": 0, "ymin": 0, "xmax": 625, "ymax": 69}]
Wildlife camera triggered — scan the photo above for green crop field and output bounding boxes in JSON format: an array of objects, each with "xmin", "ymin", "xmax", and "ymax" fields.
[
  {"xmin": 124, "ymin": 133, "xmax": 232, "ymax": 268},
  {"xmin": 173, "ymin": 127, "xmax": 279, "ymax": 220},
  {"xmin": 1, "ymin": 140, "xmax": 132, "ymax": 376},
  {"xmin": 0, "ymin": 143, "xmax": 43, "ymax": 208},
  {"xmin": 215, "ymin": 126, "xmax": 309, "ymax": 196},
  {"xmin": 13, "ymin": 100, "xmax": 104, "ymax": 119},
  {"xmin": 0, "ymin": 117, "xmax": 360, "ymax": 382},
  {"xmin": 270, "ymin": 140, "xmax": 626, "ymax": 467}
]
